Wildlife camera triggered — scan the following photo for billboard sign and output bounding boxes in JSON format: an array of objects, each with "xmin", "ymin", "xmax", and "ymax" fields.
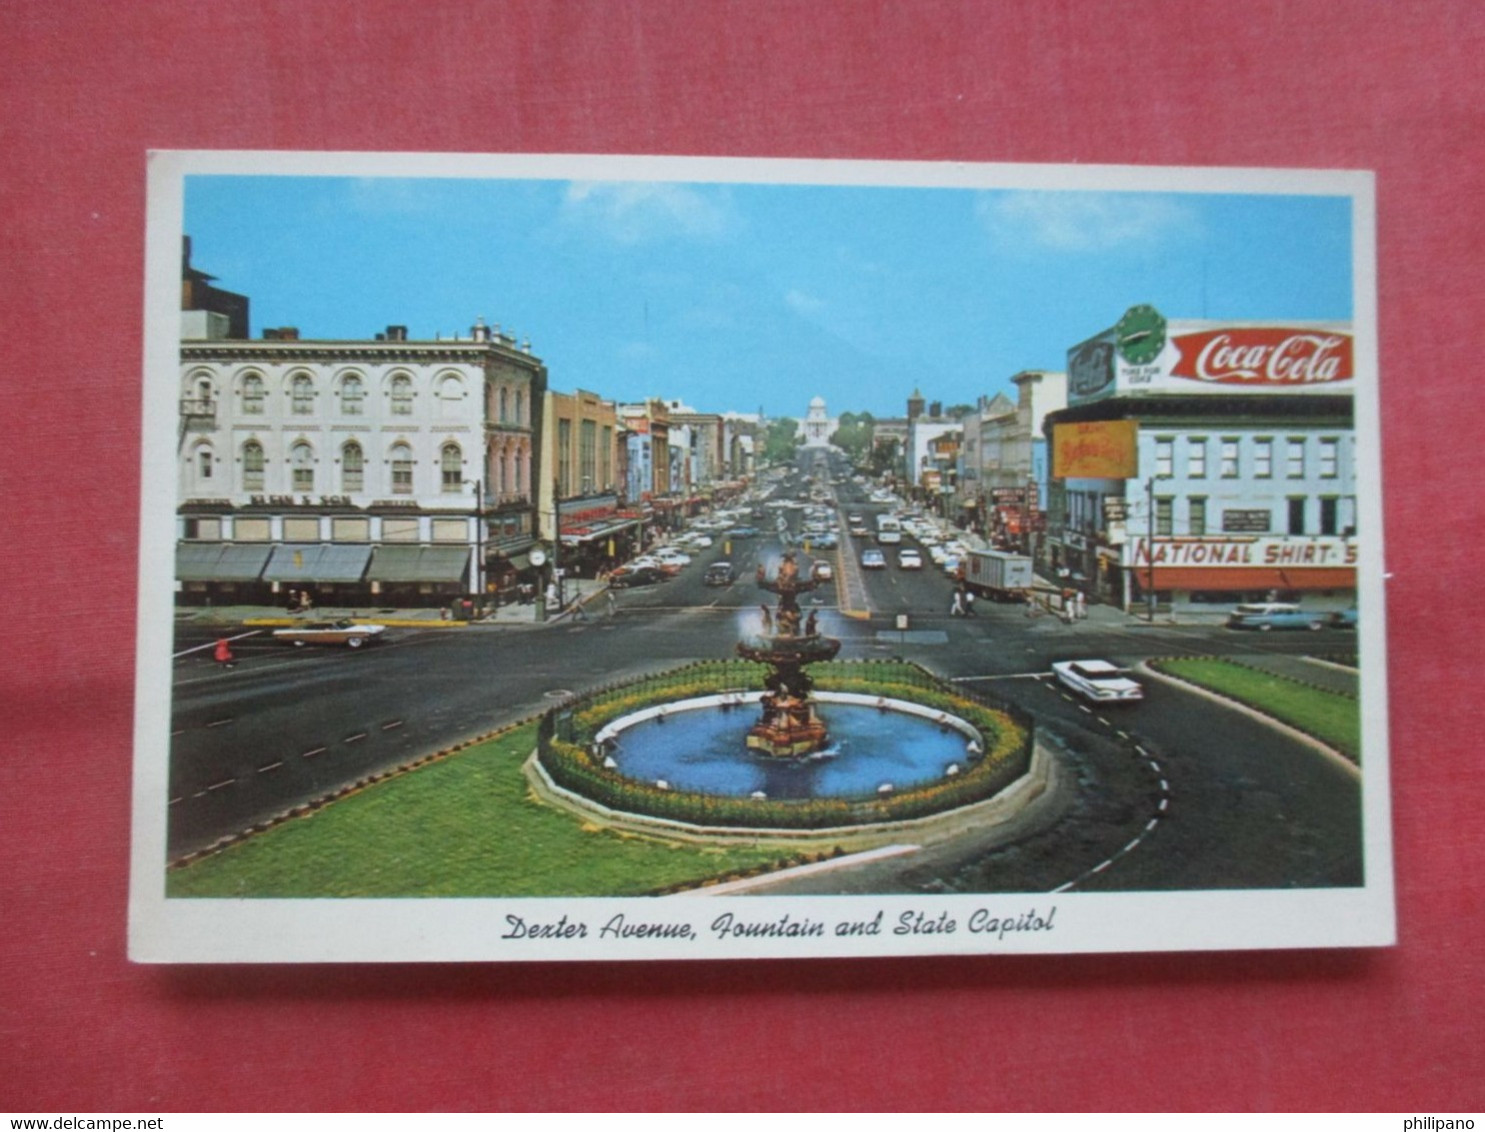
[{"xmin": 1053, "ymin": 419, "xmax": 1139, "ymax": 479}]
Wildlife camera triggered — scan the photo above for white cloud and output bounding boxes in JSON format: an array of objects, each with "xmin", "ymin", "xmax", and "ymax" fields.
[
  {"xmin": 561, "ymin": 181, "xmax": 732, "ymax": 244},
  {"xmin": 784, "ymin": 289, "xmax": 826, "ymax": 316},
  {"xmin": 977, "ymin": 191, "xmax": 1200, "ymax": 252}
]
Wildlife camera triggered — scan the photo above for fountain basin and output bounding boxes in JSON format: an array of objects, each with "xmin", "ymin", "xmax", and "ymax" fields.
[{"xmin": 595, "ymin": 692, "xmax": 981, "ymax": 800}]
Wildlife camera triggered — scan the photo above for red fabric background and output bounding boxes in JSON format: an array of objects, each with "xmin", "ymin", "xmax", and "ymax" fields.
[{"xmin": 3, "ymin": 0, "xmax": 1482, "ymax": 1112}]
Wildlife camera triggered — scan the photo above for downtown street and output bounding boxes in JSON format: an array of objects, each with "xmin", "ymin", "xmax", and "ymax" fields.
[{"xmin": 167, "ymin": 451, "xmax": 1362, "ymax": 894}]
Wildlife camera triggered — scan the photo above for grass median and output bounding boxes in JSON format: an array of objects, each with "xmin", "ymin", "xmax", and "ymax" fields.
[
  {"xmin": 1151, "ymin": 658, "xmax": 1360, "ymax": 764},
  {"xmin": 166, "ymin": 722, "xmax": 796, "ymax": 898}
]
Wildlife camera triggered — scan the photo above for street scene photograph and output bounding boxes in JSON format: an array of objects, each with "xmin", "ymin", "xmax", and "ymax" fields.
[{"xmin": 131, "ymin": 153, "xmax": 1390, "ymax": 961}]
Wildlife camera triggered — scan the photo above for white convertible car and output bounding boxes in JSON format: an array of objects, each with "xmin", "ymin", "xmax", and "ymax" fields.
[{"xmin": 1051, "ymin": 659, "xmax": 1143, "ymax": 704}]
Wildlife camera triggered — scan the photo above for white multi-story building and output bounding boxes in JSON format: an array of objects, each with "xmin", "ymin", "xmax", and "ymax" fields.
[
  {"xmin": 176, "ymin": 317, "xmax": 546, "ymax": 607},
  {"xmin": 1046, "ymin": 307, "xmax": 1356, "ymax": 613}
]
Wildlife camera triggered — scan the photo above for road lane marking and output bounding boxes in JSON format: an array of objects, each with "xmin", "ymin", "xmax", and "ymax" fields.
[
  {"xmin": 1146, "ymin": 817, "xmax": 1160, "ymax": 831},
  {"xmin": 380, "ymin": 720, "xmax": 404, "ymax": 731},
  {"xmin": 206, "ymin": 777, "xmax": 235, "ymax": 791},
  {"xmin": 344, "ymin": 732, "xmax": 368, "ymax": 744},
  {"xmin": 1122, "ymin": 838, "xmax": 1143, "ymax": 855},
  {"xmin": 172, "ymin": 629, "xmax": 262, "ymax": 659},
  {"xmin": 1159, "ymin": 778, "xmax": 1169, "ymax": 793},
  {"xmin": 206, "ymin": 718, "xmax": 234, "ymax": 728},
  {"xmin": 1159, "ymin": 797, "xmax": 1169, "ymax": 811},
  {"xmin": 256, "ymin": 761, "xmax": 283, "ymax": 774},
  {"xmin": 302, "ymin": 747, "xmax": 327, "ymax": 759}
]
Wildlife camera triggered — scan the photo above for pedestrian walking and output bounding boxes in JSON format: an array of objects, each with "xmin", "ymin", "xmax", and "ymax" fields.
[
  {"xmin": 949, "ymin": 590, "xmax": 965, "ymax": 617},
  {"xmin": 1074, "ymin": 591, "xmax": 1087, "ymax": 620},
  {"xmin": 213, "ymin": 637, "xmax": 236, "ymax": 669},
  {"xmin": 606, "ymin": 589, "xmax": 617, "ymax": 617}
]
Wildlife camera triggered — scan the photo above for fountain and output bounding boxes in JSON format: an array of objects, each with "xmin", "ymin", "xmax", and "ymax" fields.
[{"xmin": 735, "ymin": 552, "xmax": 841, "ymax": 757}]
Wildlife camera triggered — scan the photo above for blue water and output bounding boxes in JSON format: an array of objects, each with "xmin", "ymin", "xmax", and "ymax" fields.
[{"xmin": 609, "ymin": 703, "xmax": 974, "ymax": 800}]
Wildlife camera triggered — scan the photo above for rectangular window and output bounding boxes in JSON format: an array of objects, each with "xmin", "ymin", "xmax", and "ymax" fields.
[
  {"xmin": 1155, "ymin": 437, "xmax": 1173, "ymax": 479},
  {"xmin": 392, "ymin": 461, "xmax": 413, "ymax": 495},
  {"xmin": 1319, "ymin": 437, "xmax": 1339, "ymax": 478},
  {"xmin": 580, "ymin": 419, "xmax": 597, "ymax": 494},
  {"xmin": 1287, "ymin": 437, "xmax": 1306, "ymax": 478},
  {"xmin": 1155, "ymin": 496, "xmax": 1174, "ymax": 537},
  {"xmin": 184, "ymin": 517, "xmax": 222, "ymax": 540},
  {"xmin": 381, "ymin": 517, "xmax": 420, "ymax": 542},
  {"xmin": 292, "ymin": 465, "xmax": 314, "ymax": 492},
  {"xmin": 1187, "ymin": 437, "xmax": 1207, "ymax": 479},
  {"xmin": 558, "ymin": 419, "xmax": 573, "ymax": 497},
  {"xmin": 1253, "ymin": 437, "xmax": 1273, "ymax": 478},
  {"xmin": 332, "ymin": 517, "xmax": 370, "ymax": 541},
  {"xmin": 431, "ymin": 518, "xmax": 468, "ymax": 543},
  {"xmin": 1189, "ymin": 497, "xmax": 1207, "ymax": 537},
  {"xmin": 1319, "ymin": 497, "xmax": 1339, "ymax": 535},
  {"xmin": 233, "ymin": 517, "xmax": 271, "ymax": 542},
  {"xmin": 1221, "ymin": 438, "xmax": 1240, "ymax": 478},
  {"xmin": 1288, "ymin": 497, "xmax": 1306, "ymax": 535},
  {"xmin": 283, "ymin": 517, "xmax": 320, "ymax": 541}
]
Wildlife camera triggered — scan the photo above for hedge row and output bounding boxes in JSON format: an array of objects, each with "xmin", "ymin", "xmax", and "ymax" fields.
[{"xmin": 538, "ymin": 660, "xmax": 1033, "ymax": 830}]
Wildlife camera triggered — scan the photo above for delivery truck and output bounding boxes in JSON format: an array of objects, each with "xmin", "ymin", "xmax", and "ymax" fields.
[{"xmin": 963, "ymin": 549, "xmax": 1033, "ymax": 601}]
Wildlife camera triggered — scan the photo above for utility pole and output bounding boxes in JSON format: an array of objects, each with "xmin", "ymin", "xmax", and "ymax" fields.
[{"xmin": 1146, "ymin": 475, "xmax": 1158, "ymax": 623}]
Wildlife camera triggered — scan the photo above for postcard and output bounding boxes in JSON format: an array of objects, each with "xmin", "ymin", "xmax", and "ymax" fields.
[{"xmin": 130, "ymin": 151, "xmax": 1392, "ymax": 961}]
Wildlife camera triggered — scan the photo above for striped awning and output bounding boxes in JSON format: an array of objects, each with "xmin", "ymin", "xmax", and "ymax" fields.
[
  {"xmin": 175, "ymin": 543, "xmax": 272, "ymax": 582},
  {"xmin": 366, "ymin": 545, "xmax": 470, "ymax": 583},
  {"xmin": 262, "ymin": 544, "xmax": 373, "ymax": 583}
]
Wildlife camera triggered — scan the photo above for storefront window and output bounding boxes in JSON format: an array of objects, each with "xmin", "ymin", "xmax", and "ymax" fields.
[
  {"xmin": 332, "ymin": 517, "xmax": 370, "ymax": 541},
  {"xmin": 382, "ymin": 517, "xmax": 419, "ymax": 542},
  {"xmin": 283, "ymin": 517, "xmax": 320, "ymax": 541},
  {"xmin": 431, "ymin": 518, "xmax": 468, "ymax": 543}
]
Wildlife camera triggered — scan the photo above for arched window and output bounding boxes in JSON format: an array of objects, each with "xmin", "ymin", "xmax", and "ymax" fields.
[
  {"xmin": 340, "ymin": 374, "xmax": 364, "ymax": 416},
  {"xmin": 342, "ymin": 441, "xmax": 364, "ymax": 493},
  {"xmin": 391, "ymin": 375, "xmax": 413, "ymax": 415},
  {"xmin": 514, "ymin": 389, "xmax": 524, "ymax": 425},
  {"xmin": 441, "ymin": 443, "xmax": 462, "ymax": 492},
  {"xmin": 390, "ymin": 443, "xmax": 413, "ymax": 494},
  {"xmin": 243, "ymin": 440, "xmax": 265, "ymax": 491},
  {"xmin": 290, "ymin": 374, "xmax": 314, "ymax": 415},
  {"xmin": 437, "ymin": 375, "xmax": 465, "ymax": 421},
  {"xmin": 290, "ymin": 442, "xmax": 315, "ymax": 492},
  {"xmin": 241, "ymin": 373, "xmax": 265, "ymax": 415}
]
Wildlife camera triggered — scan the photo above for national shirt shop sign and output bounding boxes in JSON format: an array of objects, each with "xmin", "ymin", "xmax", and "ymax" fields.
[{"xmin": 1068, "ymin": 306, "xmax": 1355, "ymax": 404}]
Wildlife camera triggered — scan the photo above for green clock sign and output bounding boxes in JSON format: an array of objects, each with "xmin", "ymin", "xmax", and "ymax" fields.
[{"xmin": 1115, "ymin": 304, "xmax": 1167, "ymax": 365}]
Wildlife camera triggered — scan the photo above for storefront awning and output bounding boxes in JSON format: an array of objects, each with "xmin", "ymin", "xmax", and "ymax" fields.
[
  {"xmin": 176, "ymin": 543, "xmax": 272, "ymax": 582},
  {"xmin": 1146, "ymin": 566, "xmax": 1356, "ymax": 591},
  {"xmin": 263, "ymin": 544, "xmax": 373, "ymax": 583},
  {"xmin": 365, "ymin": 545, "xmax": 470, "ymax": 584},
  {"xmin": 560, "ymin": 518, "xmax": 640, "ymax": 545}
]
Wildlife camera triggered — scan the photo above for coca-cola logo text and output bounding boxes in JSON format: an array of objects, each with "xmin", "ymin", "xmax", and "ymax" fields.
[{"xmin": 1169, "ymin": 329, "xmax": 1352, "ymax": 385}]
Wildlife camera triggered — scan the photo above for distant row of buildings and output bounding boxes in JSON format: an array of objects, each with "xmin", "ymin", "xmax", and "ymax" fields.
[{"xmin": 174, "ymin": 241, "xmax": 758, "ymax": 608}]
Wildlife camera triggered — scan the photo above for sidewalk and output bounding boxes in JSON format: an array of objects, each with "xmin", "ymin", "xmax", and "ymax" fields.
[{"xmin": 176, "ymin": 577, "xmax": 612, "ymax": 629}]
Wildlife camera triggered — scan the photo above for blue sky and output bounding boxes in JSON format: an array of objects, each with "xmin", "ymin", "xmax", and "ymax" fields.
[{"xmin": 183, "ymin": 174, "xmax": 1353, "ymax": 419}]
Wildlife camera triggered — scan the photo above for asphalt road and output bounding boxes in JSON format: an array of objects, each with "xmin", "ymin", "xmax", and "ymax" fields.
[{"xmin": 166, "ymin": 452, "xmax": 1365, "ymax": 893}]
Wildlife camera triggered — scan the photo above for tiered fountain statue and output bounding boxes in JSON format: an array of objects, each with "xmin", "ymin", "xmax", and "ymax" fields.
[{"xmin": 735, "ymin": 551, "xmax": 842, "ymax": 757}]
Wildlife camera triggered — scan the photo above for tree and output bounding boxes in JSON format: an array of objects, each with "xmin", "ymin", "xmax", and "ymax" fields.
[
  {"xmin": 762, "ymin": 417, "xmax": 803, "ymax": 465},
  {"xmin": 943, "ymin": 403, "xmax": 976, "ymax": 420},
  {"xmin": 868, "ymin": 436, "xmax": 902, "ymax": 478},
  {"xmin": 830, "ymin": 411, "xmax": 875, "ymax": 463}
]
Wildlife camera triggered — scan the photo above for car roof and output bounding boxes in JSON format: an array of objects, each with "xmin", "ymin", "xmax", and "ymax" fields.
[{"xmin": 1065, "ymin": 659, "xmax": 1120, "ymax": 673}]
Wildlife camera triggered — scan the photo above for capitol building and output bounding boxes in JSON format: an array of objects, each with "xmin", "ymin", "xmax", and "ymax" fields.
[{"xmin": 800, "ymin": 395, "xmax": 836, "ymax": 448}]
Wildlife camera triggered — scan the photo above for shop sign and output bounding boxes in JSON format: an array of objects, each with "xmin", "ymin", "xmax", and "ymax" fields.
[
  {"xmin": 1222, "ymin": 509, "xmax": 1272, "ymax": 533},
  {"xmin": 1103, "ymin": 497, "xmax": 1128, "ymax": 523},
  {"xmin": 991, "ymin": 487, "xmax": 1026, "ymax": 505},
  {"xmin": 1130, "ymin": 536, "xmax": 1358, "ymax": 567},
  {"xmin": 558, "ymin": 493, "xmax": 619, "ymax": 523},
  {"xmin": 1067, "ymin": 331, "xmax": 1116, "ymax": 402}
]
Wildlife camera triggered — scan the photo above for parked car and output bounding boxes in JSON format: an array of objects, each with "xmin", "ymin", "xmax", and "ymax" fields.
[
  {"xmin": 725, "ymin": 526, "xmax": 761, "ymax": 539},
  {"xmin": 1225, "ymin": 603, "xmax": 1328, "ymax": 631},
  {"xmin": 608, "ymin": 565, "xmax": 668, "ymax": 588},
  {"xmin": 273, "ymin": 619, "xmax": 387, "ymax": 649},
  {"xmin": 704, "ymin": 562, "xmax": 737, "ymax": 587},
  {"xmin": 1329, "ymin": 607, "xmax": 1358, "ymax": 629},
  {"xmin": 898, "ymin": 548, "xmax": 923, "ymax": 570},
  {"xmin": 811, "ymin": 560, "xmax": 834, "ymax": 582},
  {"xmin": 861, "ymin": 548, "xmax": 886, "ymax": 569},
  {"xmin": 1052, "ymin": 660, "xmax": 1144, "ymax": 704}
]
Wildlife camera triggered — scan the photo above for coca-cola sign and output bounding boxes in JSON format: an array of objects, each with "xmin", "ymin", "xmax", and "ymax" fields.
[{"xmin": 1169, "ymin": 328, "xmax": 1353, "ymax": 386}]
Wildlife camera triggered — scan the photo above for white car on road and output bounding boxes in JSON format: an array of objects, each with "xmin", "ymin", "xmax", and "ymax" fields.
[{"xmin": 1052, "ymin": 660, "xmax": 1144, "ymax": 704}]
